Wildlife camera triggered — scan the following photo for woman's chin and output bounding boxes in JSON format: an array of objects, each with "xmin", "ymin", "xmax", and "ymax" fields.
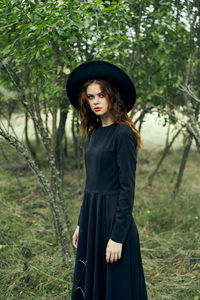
[{"xmin": 94, "ymin": 111, "xmax": 104, "ymax": 116}]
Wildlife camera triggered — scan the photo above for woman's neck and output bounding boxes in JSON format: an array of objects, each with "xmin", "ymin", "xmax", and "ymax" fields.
[{"xmin": 100, "ymin": 115, "xmax": 114, "ymax": 127}]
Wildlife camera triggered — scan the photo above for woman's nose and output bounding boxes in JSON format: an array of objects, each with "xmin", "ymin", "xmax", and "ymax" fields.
[{"xmin": 94, "ymin": 96, "xmax": 100, "ymax": 104}]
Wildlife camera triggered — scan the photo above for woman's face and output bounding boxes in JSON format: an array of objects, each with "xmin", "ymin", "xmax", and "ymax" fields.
[{"xmin": 86, "ymin": 83, "xmax": 110, "ymax": 117}]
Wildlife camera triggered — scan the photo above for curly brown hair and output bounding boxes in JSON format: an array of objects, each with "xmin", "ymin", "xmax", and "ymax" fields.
[{"xmin": 78, "ymin": 79, "xmax": 141, "ymax": 148}]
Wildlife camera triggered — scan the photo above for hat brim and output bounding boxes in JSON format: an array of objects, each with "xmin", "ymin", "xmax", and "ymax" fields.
[{"xmin": 66, "ymin": 60, "xmax": 136, "ymax": 113}]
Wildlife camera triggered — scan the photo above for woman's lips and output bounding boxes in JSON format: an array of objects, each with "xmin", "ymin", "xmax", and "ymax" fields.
[{"xmin": 94, "ymin": 108, "xmax": 102, "ymax": 111}]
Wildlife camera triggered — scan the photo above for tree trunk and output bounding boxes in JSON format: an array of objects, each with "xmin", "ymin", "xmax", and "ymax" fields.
[
  {"xmin": 72, "ymin": 108, "xmax": 78, "ymax": 158},
  {"xmin": 33, "ymin": 117, "xmax": 40, "ymax": 147},
  {"xmin": 132, "ymin": 106, "xmax": 153, "ymax": 125},
  {"xmin": 55, "ymin": 108, "xmax": 68, "ymax": 178},
  {"xmin": 24, "ymin": 111, "xmax": 37, "ymax": 162},
  {"xmin": 171, "ymin": 134, "xmax": 193, "ymax": 200},
  {"xmin": 64, "ymin": 134, "xmax": 68, "ymax": 159},
  {"xmin": 51, "ymin": 107, "xmax": 57, "ymax": 157},
  {"xmin": 165, "ymin": 123, "xmax": 170, "ymax": 148},
  {"xmin": 138, "ymin": 113, "xmax": 145, "ymax": 133},
  {"xmin": 148, "ymin": 128, "xmax": 182, "ymax": 186},
  {"xmin": 33, "ymin": 95, "xmax": 74, "ymax": 273},
  {"xmin": 43, "ymin": 92, "xmax": 51, "ymax": 136}
]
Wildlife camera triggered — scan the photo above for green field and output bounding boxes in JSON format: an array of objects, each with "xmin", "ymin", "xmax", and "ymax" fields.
[{"xmin": 0, "ymin": 141, "xmax": 199, "ymax": 300}]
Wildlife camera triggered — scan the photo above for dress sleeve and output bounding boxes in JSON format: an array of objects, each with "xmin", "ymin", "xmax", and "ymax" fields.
[
  {"xmin": 110, "ymin": 124, "xmax": 137, "ymax": 244},
  {"xmin": 77, "ymin": 204, "xmax": 83, "ymax": 226},
  {"xmin": 77, "ymin": 129, "xmax": 93, "ymax": 226}
]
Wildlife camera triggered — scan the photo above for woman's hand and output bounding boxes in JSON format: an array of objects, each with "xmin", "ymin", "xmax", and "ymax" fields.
[
  {"xmin": 105, "ymin": 238, "xmax": 122, "ymax": 263},
  {"xmin": 72, "ymin": 225, "xmax": 80, "ymax": 249}
]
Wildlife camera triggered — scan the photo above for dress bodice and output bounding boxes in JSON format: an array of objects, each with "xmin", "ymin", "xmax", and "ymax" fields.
[{"xmin": 85, "ymin": 123, "xmax": 121, "ymax": 193}]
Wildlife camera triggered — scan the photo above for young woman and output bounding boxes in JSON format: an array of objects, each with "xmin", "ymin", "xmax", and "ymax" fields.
[{"xmin": 66, "ymin": 61, "xmax": 148, "ymax": 300}]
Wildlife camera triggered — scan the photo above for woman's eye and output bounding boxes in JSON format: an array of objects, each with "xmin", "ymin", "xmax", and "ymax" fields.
[
  {"xmin": 87, "ymin": 95, "xmax": 93, "ymax": 99},
  {"xmin": 99, "ymin": 93, "xmax": 104, "ymax": 98}
]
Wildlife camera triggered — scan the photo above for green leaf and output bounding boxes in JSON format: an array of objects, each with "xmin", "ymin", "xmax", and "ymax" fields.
[{"xmin": 36, "ymin": 50, "xmax": 40, "ymax": 59}]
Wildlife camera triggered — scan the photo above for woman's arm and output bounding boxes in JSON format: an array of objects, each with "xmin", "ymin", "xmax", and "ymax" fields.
[
  {"xmin": 110, "ymin": 124, "xmax": 137, "ymax": 244},
  {"xmin": 77, "ymin": 202, "xmax": 83, "ymax": 226},
  {"xmin": 77, "ymin": 129, "xmax": 92, "ymax": 226}
]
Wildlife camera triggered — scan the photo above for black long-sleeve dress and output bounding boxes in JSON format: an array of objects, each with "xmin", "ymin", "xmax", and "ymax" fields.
[{"xmin": 71, "ymin": 123, "xmax": 148, "ymax": 300}]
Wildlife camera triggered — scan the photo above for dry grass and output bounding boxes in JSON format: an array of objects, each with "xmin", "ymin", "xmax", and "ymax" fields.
[{"xmin": 0, "ymin": 141, "xmax": 199, "ymax": 299}]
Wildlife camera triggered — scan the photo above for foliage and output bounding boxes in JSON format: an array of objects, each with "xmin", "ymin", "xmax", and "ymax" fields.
[
  {"xmin": 0, "ymin": 0, "xmax": 199, "ymax": 142},
  {"xmin": 0, "ymin": 0, "xmax": 199, "ymax": 107}
]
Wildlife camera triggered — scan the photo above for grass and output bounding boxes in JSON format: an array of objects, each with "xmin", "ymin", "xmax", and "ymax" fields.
[{"xmin": 0, "ymin": 140, "xmax": 199, "ymax": 299}]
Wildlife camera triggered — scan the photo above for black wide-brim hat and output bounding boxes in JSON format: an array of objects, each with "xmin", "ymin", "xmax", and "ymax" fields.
[{"xmin": 66, "ymin": 61, "xmax": 136, "ymax": 113}]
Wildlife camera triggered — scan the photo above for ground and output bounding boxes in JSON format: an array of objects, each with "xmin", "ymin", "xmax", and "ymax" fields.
[{"xmin": 0, "ymin": 138, "xmax": 199, "ymax": 300}]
